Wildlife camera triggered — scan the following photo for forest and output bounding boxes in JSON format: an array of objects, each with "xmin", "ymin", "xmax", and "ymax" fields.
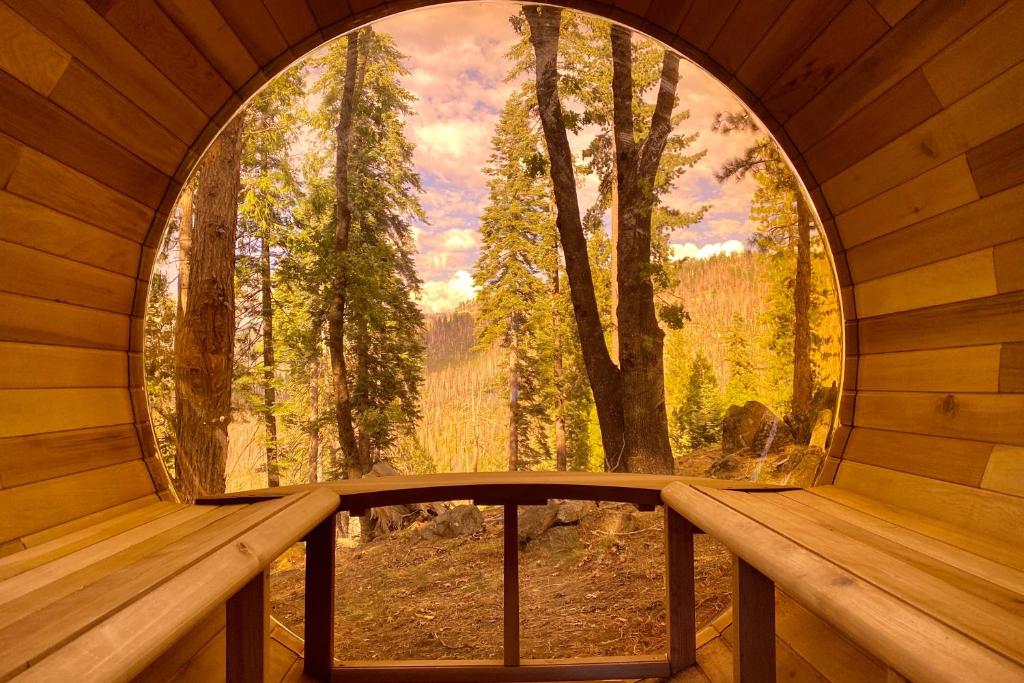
[{"xmin": 144, "ymin": 6, "xmax": 842, "ymax": 507}]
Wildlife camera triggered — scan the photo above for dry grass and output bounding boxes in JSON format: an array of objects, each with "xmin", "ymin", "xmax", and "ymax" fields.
[{"xmin": 270, "ymin": 504, "xmax": 731, "ymax": 660}]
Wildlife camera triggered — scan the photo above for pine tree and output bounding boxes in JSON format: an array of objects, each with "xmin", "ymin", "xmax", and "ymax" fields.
[
  {"xmin": 714, "ymin": 111, "xmax": 815, "ymax": 440},
  {"xmin": 236, "ymin": 72, "xmax": 304, "ymax": 487},
  {"xmin": 673, "ymin": 352, "xmax": 722, "ymax": 450},
  {"xmin": 724, "ymin": 312, "xmax": 758, "ymax": 408},
  {"xmin": 311, "ymin": 29, "xmax": 425, "ymax": 480},
  {"xmin": 474, "ymin": 91, "xmax": 554, "ymax": 470}
]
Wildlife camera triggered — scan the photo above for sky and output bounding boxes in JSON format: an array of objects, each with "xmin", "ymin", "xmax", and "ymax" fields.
[{"xmin": 326, "ymin": 3, "xmax": 761, "ymax": 313}]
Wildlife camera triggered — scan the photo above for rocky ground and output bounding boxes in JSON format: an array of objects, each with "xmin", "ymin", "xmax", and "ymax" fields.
[{"xmin": 270, "ymin": 502, "xmax": 732, "ymax": 660}]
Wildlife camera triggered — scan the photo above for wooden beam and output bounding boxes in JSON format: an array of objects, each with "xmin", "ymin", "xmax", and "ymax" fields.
[
  {"xmin": 331, "ymin": 656, "xmax": 671, "ymax": 682},
  {"xmin": 304, "ymin": 513, "xmax": 336, "ymax": 681},
  {"xmin": 226, "ymin": 569, "xmax": 269, "ymax": 683},
  {"xmin": 733, "ymin": 555, "xmax": 776, "ymax": 683},
  {"xmin": 665, "ymin": 506, "xmax": 696, "ymax": 673},
  {"xmin": 503, "ymin": 503, "xmax": 519, "ymax": 667}
]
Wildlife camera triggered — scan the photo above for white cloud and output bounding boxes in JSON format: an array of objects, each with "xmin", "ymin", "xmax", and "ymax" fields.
[
  {"xmin": 440, "ymin": 228, "xmax": 478, "ymax": 251},
  {"xmin": 669, "ymin": 239, "xmax": 745, "ymax": 261},
  {"xmin": 419, "ymin": 270, "xmax": 478, "ymax": 313}
]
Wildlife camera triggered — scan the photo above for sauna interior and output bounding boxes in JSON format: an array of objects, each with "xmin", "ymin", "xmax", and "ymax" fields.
[{"xmin": 0, "ymin": 0, "xmax": 1023, "ymax": 681}]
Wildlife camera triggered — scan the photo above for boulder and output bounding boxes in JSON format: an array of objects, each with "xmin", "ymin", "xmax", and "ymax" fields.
[
  {"xmin": 414, "ymin": 504, "xmax": 483, "ymax": 541},
  {"xmin": 554, "ymin": 500, "xmax": 598, "ymax": 525},
  {"xmin": 518, "ymin": 503, "xmax": 558, "ymax": 544},
  {"xmin": 580, "ymin": 509, "xmax": 636, "ymax": 536},
  {"xmin": 722, "ymin": 401, "xmax": 794, "ymax": 455}
]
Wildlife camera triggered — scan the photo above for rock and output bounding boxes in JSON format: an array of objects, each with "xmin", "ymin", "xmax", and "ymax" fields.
[
  {"xmin": 580, "ymin": 509, "xmax": 636, "ymax": 535},
  {"xmin": 553, "ymin": 499, "xmax": 597, "ymax": 525},
  {"xmin": 414, "ymin": 504, "xmax": 483, "ymax": 541},
  {"xmin": 518, "ymin": 503, "xmax": 558, "ymax": 544},
  {"xmin": 809, "ymin": 409, "xmax": 833, "ymax": 450},
  {"xmin": 722, "ymin": 401, "xmax": 794, "ymax": 455}
]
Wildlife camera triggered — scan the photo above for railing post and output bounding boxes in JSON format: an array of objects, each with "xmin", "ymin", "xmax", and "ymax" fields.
[
  {"xmin": 227, "ymin": 569, "xmax": 269, "ymax": 683},
  {"xmin": 665, "ymin": 506, "xmax": 696, "ymax": 673},
  {"xmin": 733, "ymin": 555, "xmax": 776, "ymax": 683},
  {"xmin": 305, "ymin": 512, "xmax": 337, "ymax": 681},
  {"xmin": 503, "ymin": 503, "xmax": 520, "ymax": 667}
]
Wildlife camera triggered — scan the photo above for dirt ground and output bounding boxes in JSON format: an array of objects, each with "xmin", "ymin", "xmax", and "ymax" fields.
[{"xmin": 270, "ymin": 504, "xmax": 732, "ymax": 660}]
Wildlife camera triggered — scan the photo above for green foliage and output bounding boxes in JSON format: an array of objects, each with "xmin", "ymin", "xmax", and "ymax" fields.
[{"xmin": 672, "ymin": 352, "xmax": 721, "ymax": 450}]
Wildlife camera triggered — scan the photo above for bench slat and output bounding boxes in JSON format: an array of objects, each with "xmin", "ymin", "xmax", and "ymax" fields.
[
  {"xmin": 781, "ymin": 489, "xmax": 1024, "ymax": 594},
  {"xmin": 661, "ymin": 482, "xmax": 1024, "ymax": 683},
  {"xmin": 13, "ymin": 488, "xmax": 337, "ymax": 682},
  {"xmin": 0, "ymin": 490, "xmax": 335, "ymax": 680},
  {"xmin": 698, "ymin": 486, "xmax": 1024, "ymax": 663}
]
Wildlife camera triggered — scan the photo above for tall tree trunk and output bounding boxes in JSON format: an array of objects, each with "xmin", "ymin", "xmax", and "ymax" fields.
[
  {"xmin": 171, "ymin": 185, "xmax": 193, "ymax": 490},
  {"xmin": 525, "ymin": 5, "xmax": 627, "ymax": 471},
  {"xmin": 609, "ymin": 25, "xmax": 677, "ymax": 474},
  {"xmin": 609, "ymin": 178, "xmax": 619, "ymax": 364},
  {"xmin": 308, "ymin": 352, "xmax": 320, "ymax": 484},
  {"xmin": 327, "ymin": 31, "xmax": 362, "ymax": 481},
  {"xmin": 792, "ymin": 193, "xmax": 813, "ymax": 439},
  {"xmin": 508, "ymin": 322, "xmax": 520, "ymax": 472},
  {"xmin": 354, "ymin": 315, "xmax": 373, "ymax": 476},
  {"xmin": 552, "ymin": 267, "xmax": 567, "ymax": 472},
  {"xmin": 174, "ymin": 117, "xmax": 243, "ymax": 502},
  {"xmin": 259, "ymin": 235, "xmax": 280, "ymax": 487}
]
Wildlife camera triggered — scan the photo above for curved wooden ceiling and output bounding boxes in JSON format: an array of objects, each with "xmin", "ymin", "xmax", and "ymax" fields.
[{"xmin": 0, "ymin": 0, "xmax": 1022, "ymax": 552}]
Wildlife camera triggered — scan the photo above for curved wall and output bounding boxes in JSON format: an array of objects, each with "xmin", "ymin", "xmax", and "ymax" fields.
[{"xmin": 1, "ymin": 0, "xmax": 1022, "ymax": 552}]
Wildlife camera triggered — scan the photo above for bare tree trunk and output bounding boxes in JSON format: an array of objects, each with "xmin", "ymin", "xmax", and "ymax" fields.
[
  {"xmin": 608, "ymin": 26, "xmax": 677, "ymax": 474},
  {"xmin": 792, "ymin": 193, "xmax": 814, "ymax": 440},
  {"xmin": 327, "ymin": 31, "xmax": 362, "ymax": 481},
  {"xmin": 525, "ymin": 5, "xmax": 627, "ymax": 471},
  {"xmin": 609, "ymin": 178, "xmax": 619, "ymax": 364},
  {"xmin": 174, "ymin": 117, "xmax": 243, "ymax": 501},
  {"xmin": 354, "ymin": 316, "xmax": 373, "ymax": 476},
  {"xmin": 308, "ymin": 353, "xmax": 320, "ymax": 484},
  {"xmin": 260, "ymin": 235, "xmax": 280, "ymax": 487},
  {"xmin": 508, "ymin": 323, "xmax": 520, "ymax": 472},
  {"xmin": 550, "ymin": 263, "xmax": 568, "ymax": 471}
]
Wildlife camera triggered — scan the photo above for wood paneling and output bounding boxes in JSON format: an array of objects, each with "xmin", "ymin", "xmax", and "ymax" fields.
[
  {"xmin": 853, "ymin": 249, "xmax": 997, "ymax": 318},
  {"xmin": 842, "ymin": 427, "xmax": 993, "ymax": 486},
  {"xmin": 846, "ymin": 183, "xmax": 1024, "ymax": 282},
  {"xmin": 921, "ymin": 0, "xmax": 1024, "ymax": 107},
  {"xmin": 787, "ymin": 0, "xmax": 1003, "ymax": 149},
  {"xmin": 0, "ymin": 191, "xmax": 140, "ymax": 276},
  {"xmin": 834, "ymin": 461, "xmax": 1024, "ymax": 545},
  {"xmin": 836, "ymin": 155, "xmax": 979, "ymax": 248},
  {"xmin": 822, "ymin": 59, "xmax": 1024, "ymax": 215},
  {"xmin": 858, "ymin": 291, "xmax": 1024, "ymax": 355},
  {"xmin": 5, "ymin": 147, "xmax": 152, "ymax": 241},
  {"xmin": 803, "ymin": 69, "xmax": 943, "ymax": 184},
  {"xmin": 0, "ymin": 424, "xmax": 140, "ymax": 489},
  {"xmin": 854, "ymin": 390, "xmax": 1024, "ymax": 446},
  {"xmin": 762, "ymin": 0, "xmax": 889, "ymax": 122},
  {"xmin": 1003, "ymin": 343, "xmax": 1024, "ymax": 392},
  {"xmin": 0, "ymin": 342, "xmax": 127, "ymax": 389},
  {"xmin": 0, "ymin": 460, "xmax": 154, "ymax": 543},
  {"xmin": 4, "ymin": 0, "xmax": 206, "ymax": 141},
  {"xmin": 0, "ymin": 241, "xmax": 136, "ymax": 313},
  {"xmin": 0, "ymin": 387, "xmax": 133, "ymax": 439},
  {"xmin": 982, "ymin": 445, "xmax": 1024, "ymax": 497},
  {"xmin": 0, "ymin": 291, "xmax": 130, "ymax": 349},
  {"xmin": 0, "ymin": 2, "xmax": 70, "ymax": 96},
  {"xmin": 968, "ymin": 123, "xmax": 1024, "ymax": 198},
  {"xmin": 857, "ymin": 345, "xmax": 1002, "ymax": 393}
]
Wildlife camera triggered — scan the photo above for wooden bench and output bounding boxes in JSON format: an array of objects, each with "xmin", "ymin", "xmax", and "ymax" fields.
[
  {"xmin": 0, "ymin": 488, "xmax": 338, "ymax": 682},
  {"xmin": 662, "ymin": 482, "xmax": 1024, "ymax": 683}
]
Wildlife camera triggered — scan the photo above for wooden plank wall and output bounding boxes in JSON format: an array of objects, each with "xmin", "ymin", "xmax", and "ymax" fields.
[{"xmin": 0, "ymin": 0, "xmax": 1021, "ymax": 569}]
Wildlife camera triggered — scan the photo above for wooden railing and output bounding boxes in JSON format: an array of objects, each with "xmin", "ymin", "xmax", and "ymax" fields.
[{"xmin": 202, "ymin": 473, "xmax": 790, "ymax": 682}]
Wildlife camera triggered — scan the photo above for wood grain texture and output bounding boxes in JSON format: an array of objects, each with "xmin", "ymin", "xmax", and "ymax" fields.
[
  {"xmin": 0, "ymin": 2, "xmax": 70, "ymax": 95},
  {"xmin": 842, "ymin": 427, "xmax": 994, "ymax": 487}
]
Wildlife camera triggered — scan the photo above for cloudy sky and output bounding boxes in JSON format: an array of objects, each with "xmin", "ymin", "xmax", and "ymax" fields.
[{"xmin": 359, "ymin": 3, "xmax": 760, "ymax": 313}]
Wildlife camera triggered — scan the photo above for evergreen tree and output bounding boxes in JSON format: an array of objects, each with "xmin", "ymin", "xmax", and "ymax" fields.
[
  {"xmin": 311, "ymin": 28, "xmax": 425, "ymax": 479},
  {"xmin": 714, "ymin": 111, "xmax": 815, "ymax": 440},
  {"xmin": 474, "ymin": 91, "xmax": 554, "ymax": 470},
  {"xmin": 723, "ymin": 312, "xmax": 758, "ymax": 408},
  {"xmin": 673, "ymin": 352, "xmax": 722, "ymax": 450}
]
